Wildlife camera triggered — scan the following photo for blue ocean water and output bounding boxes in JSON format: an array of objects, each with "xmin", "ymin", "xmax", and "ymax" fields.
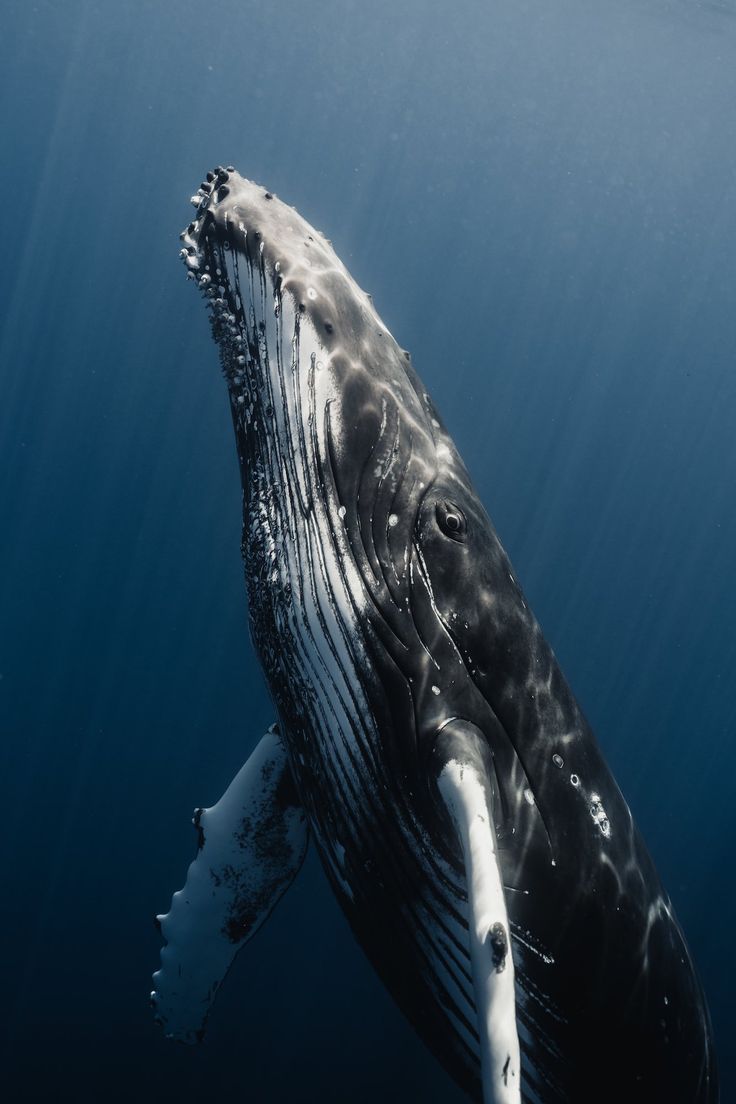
[{"xmin": 1, "ymin": 0, "xmax": 735, "ymax": 1100}]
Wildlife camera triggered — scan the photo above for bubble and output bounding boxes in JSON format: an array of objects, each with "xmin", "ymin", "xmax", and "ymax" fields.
[
  {"xmin": 552, "ymin": 753, "xmax": 564, "ymax": 768},
  {"xmin": 431, "ymin": 685, "xmax": 441, "ymax": 696},
  {"xmin": 570, "ymin": 773, "xmax": 580, "ymax": 787},
  {"xmin": 388, "ymin": 514, "xmax": 398, "ymax": 527},
  {"xmin": 338, "ymin": 506, "xmax": 347, "ymax": 519},
  {"xmin": 307, "ymin": 287, "xmax": 317, "ymax": 300},
  {"xmin": 589, "ymin": 793, "xmax": 611, "ymax": 838},
  {"xmin": 523, "ymin": 788, "xmax": 535, "ymax": 806}
]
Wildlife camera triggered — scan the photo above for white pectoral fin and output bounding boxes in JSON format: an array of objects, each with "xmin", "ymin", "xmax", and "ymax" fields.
[
  {"xmin": 151, "ymin": 725, "xmax": 308, "ymax": 1042},
  {"xmin": 434, "ymin": 720, "xmax": 521, "ymax": 1104}
]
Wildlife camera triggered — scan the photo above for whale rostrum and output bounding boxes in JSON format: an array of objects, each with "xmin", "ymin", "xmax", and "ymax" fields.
[{"xmin": 153, "ymin": 169, "xmax": 718, "ymax": 1104}]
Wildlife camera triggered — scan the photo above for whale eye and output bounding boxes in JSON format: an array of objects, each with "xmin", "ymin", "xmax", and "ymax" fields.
[{"xmin": 435, "ymin": 501, "xmax": 467, "ymax": 542}]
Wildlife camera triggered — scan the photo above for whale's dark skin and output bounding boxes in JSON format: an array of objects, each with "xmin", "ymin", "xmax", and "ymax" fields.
[{"xmin": 157, "ymin": 168, "xmax": 718, "ymax": 1103}]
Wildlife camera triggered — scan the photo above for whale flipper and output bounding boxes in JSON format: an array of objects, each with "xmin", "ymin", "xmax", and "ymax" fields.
[
  {"xmin": 433, "ymin": 720, "xmax": 521, "ymax": 1104},
  {"xmin": 151, "ymin": 725, "xmax": 308, "ymax": 1042}
]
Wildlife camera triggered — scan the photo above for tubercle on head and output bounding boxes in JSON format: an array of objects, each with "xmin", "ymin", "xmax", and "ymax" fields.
[{"xmin": 188, "ymin": 164, "xmax": 235, "ymax": 213}]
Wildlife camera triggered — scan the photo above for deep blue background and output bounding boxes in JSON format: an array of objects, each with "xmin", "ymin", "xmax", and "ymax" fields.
[{"xmin": 1, "ymin": 0, "xmax": 735, "ymax": 1100}]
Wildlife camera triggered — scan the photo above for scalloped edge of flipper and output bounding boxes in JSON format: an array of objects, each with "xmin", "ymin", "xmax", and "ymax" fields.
[
  {"xmin": 433, "ymin": 719, "xmax": 521, "ymax": 1104},
  {"xmin": 151, "ymin": 725, "xmax": 308, "ymax": 1042}
]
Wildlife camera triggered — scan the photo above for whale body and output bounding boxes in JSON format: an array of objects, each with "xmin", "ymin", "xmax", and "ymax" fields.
[{"xmin": 152, "ymin": 169, "xmax": 718, "ymax": 1103}]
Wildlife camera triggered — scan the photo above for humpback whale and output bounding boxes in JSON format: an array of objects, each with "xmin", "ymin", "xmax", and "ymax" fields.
[{"xmin": 152, "ymin": 168, "xmax": 718, "ymax": 1103}]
